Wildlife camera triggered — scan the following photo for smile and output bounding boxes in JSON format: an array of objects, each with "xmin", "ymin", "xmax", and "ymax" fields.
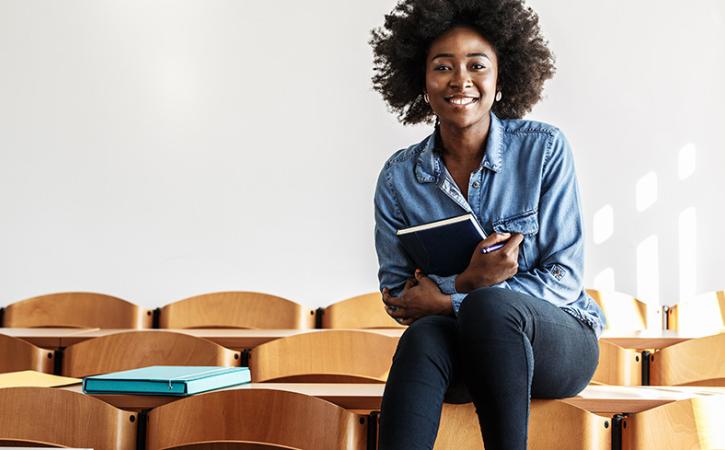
[{"xmin": 445, "ymin": 96, "xmax": 479, "ymax": 106}]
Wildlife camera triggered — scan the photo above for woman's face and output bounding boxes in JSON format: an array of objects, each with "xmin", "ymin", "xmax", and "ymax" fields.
[{"xmin": 425, "ymin": 26, "xmax": 498, "ymax": 130}]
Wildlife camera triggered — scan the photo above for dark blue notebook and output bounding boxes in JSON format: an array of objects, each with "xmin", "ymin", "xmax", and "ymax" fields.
[{"xmin": 396, "ymin": 213, "xmax": 486, "ymax": 277}]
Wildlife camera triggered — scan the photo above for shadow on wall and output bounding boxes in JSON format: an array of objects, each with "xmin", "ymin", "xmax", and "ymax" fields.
[{"xmin": 587, "ymin": 143, "xmax": 704, "ymax": 309}]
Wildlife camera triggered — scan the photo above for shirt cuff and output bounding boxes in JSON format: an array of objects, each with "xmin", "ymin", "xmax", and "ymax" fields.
[
  {"xmin": 427, "ymin": 274, "xmax": 468, "ymax": 316},
  {"xmin": 450, "ymin": 293, "xmax": 467, "ymax": 315}
]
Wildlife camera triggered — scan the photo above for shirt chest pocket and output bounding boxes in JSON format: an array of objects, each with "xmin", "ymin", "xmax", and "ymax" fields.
[{"xmin": 492, "ymin": 210, "xmax": 539, "ymax": 271}]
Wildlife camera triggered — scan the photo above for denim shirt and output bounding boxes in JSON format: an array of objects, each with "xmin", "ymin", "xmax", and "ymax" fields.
[{"xmin": 374, "ymin": 112, "xmax": 605, "ymax": 337}]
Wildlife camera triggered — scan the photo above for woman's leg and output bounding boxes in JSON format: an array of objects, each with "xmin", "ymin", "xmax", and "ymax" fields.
[
  {"xmin": 378, "ymin": 314, "xmax": 462, "ymax": 450},
  {"xmin": 457, "ymin": 287, "xmax": 599, "ymax": 450}
]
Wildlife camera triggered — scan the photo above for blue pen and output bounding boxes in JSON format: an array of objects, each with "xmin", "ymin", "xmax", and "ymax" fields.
[{"xmin": 480, "ymin": 242, "xmax": 506, "ymax": 254}]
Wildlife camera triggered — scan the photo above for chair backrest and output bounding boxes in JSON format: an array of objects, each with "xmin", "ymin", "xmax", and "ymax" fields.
[
  {"xmin": 163, "ymin": 444, "xmax": 292, "ymax": 450},
  {"xmin": 0, "ymin": 387, "xmax": 137, "ymax": 450},
  {"xmin": 146, "ymin": 388, "xmax": 367, "ymax": 450},
  {"xmin": 250, "ymin": 330, "xmax": 397, "ymax": 383},
  {"xmin": 667, "ymin": 290, "xmax": 725, "ymax": 333},
  {"xmin": 0, "ymin": 333, "xmax": 55, "ymax": 374},
  {"xmin": 321, "ymin": 292, "xmax": 405, "ymax": 329},
  {"xmin": 586, "ymin": 289, "xmax": 650, "ymax": 332},
  {"xmin": 624, "ymin": 396, "xmax": 725, "ymax": 449},
  {"xmin": 433, "ymin": 400, "xmax": 611, "ymax": 449},
  {"xmin": 650, "ymin": 333, "xmax": 725, "ymax": 386},
  {"xmin": 3, "ymin": 292, "xmax": 152, "ymax": 328},
  {"xmin": 62, "ymin": 330, "xmax": 240, "ymax": 378},
  {"xmin": 159, "ymin": 291, "xmax": 315, "ymax": 329},
  {"xmin": 590, "ymin": 341, "xmax": 643, "ymax": 386},
  {"xmin": 166, "ymin": 443, "xmax": 298, "ymax": 450}
]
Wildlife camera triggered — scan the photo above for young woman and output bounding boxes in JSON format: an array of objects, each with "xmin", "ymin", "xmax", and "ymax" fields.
[{"xmin": 370, "ymin": 1, "xmax": 606, "ymax": 449}]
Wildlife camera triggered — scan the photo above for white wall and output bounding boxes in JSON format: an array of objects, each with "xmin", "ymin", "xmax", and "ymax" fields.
[{"xmin": 1, "ymin": 0, "xmax": 723, "ymax": 309}]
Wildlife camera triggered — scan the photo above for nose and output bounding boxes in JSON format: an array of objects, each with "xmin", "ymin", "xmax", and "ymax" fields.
[{"xmin": 449, "ymin": 66, "xmax": 472, "ymax": 90}]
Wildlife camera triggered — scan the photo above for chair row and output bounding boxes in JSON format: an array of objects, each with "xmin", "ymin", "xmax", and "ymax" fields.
[
  {"xmin": 1, "ymin": 386, "xmax": 723, "ymax": 450},
  {"xmin": 2, "ymin": 288, "xmax": 725, "ymax": 332},
  {"xmin": 0, "ymin": 291, "xmax": 402, "ymax": 329},
  {"xmin": 588, "ymin": 288, "xmax": 725, "ymax": 333},
  {"xmin": 2, "ymin": 329, "xmax": 724, "ymax": 386}
]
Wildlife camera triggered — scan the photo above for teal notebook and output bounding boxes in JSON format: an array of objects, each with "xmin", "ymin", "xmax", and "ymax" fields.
[{"xmin": 82, "ymin": 366, "xmax": 250, "ymax": 396}]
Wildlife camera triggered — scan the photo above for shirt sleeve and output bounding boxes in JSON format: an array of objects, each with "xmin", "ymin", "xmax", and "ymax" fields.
[
  {"xmin": 426, "ymin": 274, "xmax": 468, "ymax": 314},
  {"xmin": 496, "ymin": 130, "xmax": 585, "ymax": 306},
  {"xmin": 374, "ymin": 164, "xmax": 461, "ymax": 312},
  {"xmin": 374, "ymin": 165, "xmax": 415, "ymax": 297}
]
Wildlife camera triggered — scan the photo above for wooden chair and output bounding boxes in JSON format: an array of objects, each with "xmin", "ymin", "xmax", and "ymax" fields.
[
  {"xmin": 250, "ymin": 330, "xmax": 397, "ymax": 383},
  {"xmin": 623, "ymin": 396, "xmax": 725, "ymax": 449},
  {"xmin": 590, "ymin": 340, "xmax": 643, "ymax": 386},
  {"xmin": 433, "ymin": 400, "xmax": 611, "ymax": 449},
  {"xmin": 667, "ymin": 290, "xmax": 725, "ymax": 334},
  {"xmin": 146, "ymin": 388, "xmax": 367, "ymax": 450},
  {"xmin": 320, "ymin": 292, "xmax": 404, "ymax": 329},
  {"xmin": 0, "ymin": 333, "xmax": 55, "ymax": 374},
  {"xmin": 650, "ymin": 333, "xmax": 725, "ymax": 386},
  {"xmin": 586, "ymin": 289, "xmax": 651, "ymax": 332},
  {"xmin": 2, "ymin": 291, "xmax": 152, "ymax": 328},
  {"xmin": 62, "ymin": 330, "xmax": 240, "ymax": 378},
  {"xmin": 0, "ymin": 387, "xmax": 137, "ymax": 450},
  {"xmin": 158, "ymin": 291, "xmax": 315, "ymax": 329}
]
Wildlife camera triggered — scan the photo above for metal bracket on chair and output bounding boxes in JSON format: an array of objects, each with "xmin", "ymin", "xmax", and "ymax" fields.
[
  {"xmin": 610, "ymin": 413, "xmax": 626, "ymax": 450},
  {"xmin": 366, "ymin": 411, "xmax": 379, "ymax": 450},
  {"xmin": 241, "ymin": 348, "xmax": 251, "ymax": 367},
  {"xmin": 315, "ymin": 307, "xmax": 325, "ymax": 329},
  {"xmin": 136, "ymin": 409, "xmax": 149, "ymax": 450},
  {"xmin": 152, "ymin": 308, "xmax": 161, "ymax": 328},
  {"xmin": 641, "ymin": 350, "xmax": 651, "ymax": 385},
  {"xmin": 53, "ymin": 348, "xmax": 64, "ymax": 375},
  {"xmin": 662, "ymin": 305, "xmax": 670, "ymax": 330}
]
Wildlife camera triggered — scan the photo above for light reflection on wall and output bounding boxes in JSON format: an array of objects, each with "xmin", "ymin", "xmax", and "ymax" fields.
[
  {"xmin": 678, "ymin": 143, "xmax": 696, "ymax": 180},
  {"xmin": 679, "ymin": 208, "xmax": 697, "ymax": 300},
  {"xmin": 590, "ymin": 143, "xmax": 701, "ymax": 308},
  {"xmin": 636, "ymin": 235, "xmax": 659, "ymax": 304},
  {"xmin": 592, "ymin": 267, "xmax": 615, "ymax": 292},
  {"xmin": 593, "ymin": 204, "xmax": 614, "ymax": 245},
  {"xmin": 635, "ymin": 171, "xmax": 658, "ymax": 212},
  {"xmin": 677, "ymin": 144, "xmax": 697, "ymax": 302}
]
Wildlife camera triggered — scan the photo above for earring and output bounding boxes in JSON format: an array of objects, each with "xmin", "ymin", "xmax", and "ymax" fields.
[
  {"xmin": 423, "ymin": 93, "xmax": 429, "ymax": 104},
  {"xmin": 495, "ymin": 91, "xmax": 502, "ymax": 102}
]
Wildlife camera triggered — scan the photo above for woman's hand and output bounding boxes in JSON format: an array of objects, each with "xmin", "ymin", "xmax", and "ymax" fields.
[
  {"xmin": 455, "ymin": 232, "xmax": 524, "ymax": 293},
  {"xmin": 382, "ymin": 270, "xmax": 452, "ymax": 325}
]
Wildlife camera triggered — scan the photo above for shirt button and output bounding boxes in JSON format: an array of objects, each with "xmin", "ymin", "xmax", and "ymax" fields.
[{"xmin": 472, "ymin": 181, "xmax": 480, "ymax": 189}]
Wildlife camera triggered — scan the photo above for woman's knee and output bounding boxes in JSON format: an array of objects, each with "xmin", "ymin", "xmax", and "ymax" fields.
[
  {"xmin": 393, "ymin": 315, "xmax": 457, "ymax": 363},
  {"xmin": 457, "ymin": 288, "xmax": 527, "ymax": 337},
  {"xmin": 458, "ymin": 288, "xmax": 520, "ymax": 325}
]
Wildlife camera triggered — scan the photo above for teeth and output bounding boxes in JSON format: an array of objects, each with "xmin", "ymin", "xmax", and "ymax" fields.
[{"xmin": 448, "ymin": 97, "xmax": 476, "ymax": 105}]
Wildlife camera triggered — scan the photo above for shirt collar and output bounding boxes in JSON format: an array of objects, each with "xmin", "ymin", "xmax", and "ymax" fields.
[{"xmin": 415, "ymin": 112, "xmax": 504, "ymax": 184}]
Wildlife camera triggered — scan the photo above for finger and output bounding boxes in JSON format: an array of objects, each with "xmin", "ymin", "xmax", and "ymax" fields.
[
  {"xmin": 382, "ymin": 289, "xmax": 405, "ymax": 308},
  {"xmin": 404, "ymin": 277, "xmax": 417, "ymax": 290},
  {"xmin": 480, "ymin": 232, "xmax": 512, "ymax": 248},
  {"xmin": 502, "ymin": 233, "xmax": 524, "ymax": 252},
  {"xmin": 414, "ymin": 269, "xmax": 425, "ymax": 281},
  {"xmin": 386, "ymin": 305, "xmax": 407, "ymax": 319},
  {"xmin": 415, "ymin": 275, "xmax": 438, "ymax": 290}
]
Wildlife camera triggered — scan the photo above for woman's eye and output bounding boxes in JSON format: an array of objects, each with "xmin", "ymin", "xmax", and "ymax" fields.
[
  {"xmin": 433, "ymin": 65, "xmax": 451, "ymax": 71},
  {"xmin": 471, "ymin": 63, "xmax": 486, "ymax": 70}
]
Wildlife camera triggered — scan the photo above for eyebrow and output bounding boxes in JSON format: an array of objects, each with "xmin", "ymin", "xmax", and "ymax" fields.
[{"xmin": 431, "ymin": 52, "xmax": 492, "ymax": 60}]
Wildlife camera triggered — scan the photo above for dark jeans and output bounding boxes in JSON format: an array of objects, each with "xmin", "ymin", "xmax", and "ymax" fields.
[{"xmin": 378, "ymin": 287, "xmax": 599, "ymax": 450}]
